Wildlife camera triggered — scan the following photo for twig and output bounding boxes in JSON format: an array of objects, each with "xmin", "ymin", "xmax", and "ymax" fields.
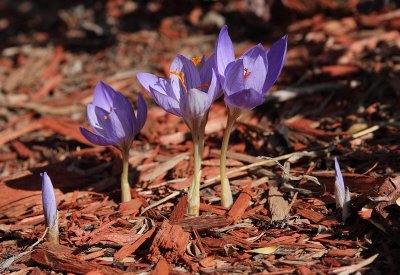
[
  {"xmin": 265, "ymin": 82, "xmax": 349, "ymax": 103},
  {"xmin": 201, "ymin": 122, "xmax": 386, "ymax": 190},
  {"xmin": 201, "ymin": 150, "xmax": 323, "ymax": 189},
  {"xmin": 0, "ymin": 228, "xmax": 48, "ymax": 272},
  {"xmin": 333, "ymin": 253, "xmax": 378, "ymax": 275},
  {"xmin": 141, "ymin": 191, "xmax": 181, "ymax": 214}
]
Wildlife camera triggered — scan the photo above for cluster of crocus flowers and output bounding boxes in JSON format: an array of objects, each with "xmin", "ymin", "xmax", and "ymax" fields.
[
  {"xmin": 137, "ymin": 55, "xmax": 220, "ymax": 216},
  {"xmin": 216, "ymin": 26, "xmax": 288, "ymax": 208},
  {"xmin": 80, "ymin": 81, "xmax": 147, "ymax": 202},
  {"xmin": 41, "ymin": 172, "xmax": 59, "ymax": 244},
  {"xmin": 81, "ymin": 25, "xmax": 287, "ymax": 216},
  {"xmin": 334, "ymin": 158, "xmax": 351, "ymax": 222},
  {"xmin": 136, "ymin": 26, "xmax": 287, "ymax": 214}
]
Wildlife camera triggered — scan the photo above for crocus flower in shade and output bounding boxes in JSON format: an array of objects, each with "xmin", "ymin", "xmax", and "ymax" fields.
[
  {"xmin": 80, "ymin": 81, "xmax": 147, "ymax": 202},
  {"xmin": 334, "ymin": 158, "xmax": 351, "ymax": 222},
  {"xmin": 137, "ymin": 54, "xmax": 220, "ymax": 216},
  {"xmin": 41, "ymin": 172, "xmax": 59, "ymax": 244},
  {"xmin": 216, "ymin": 25, "xmax": 287, "ymax": 208}
]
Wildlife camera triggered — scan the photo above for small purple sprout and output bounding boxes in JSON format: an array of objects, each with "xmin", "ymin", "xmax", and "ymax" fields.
[
  {"xmin": 216, "ymin": 25, "xmax": 287, "ymax": 208},
  {"xmin": 41, "ymin": 172, "xmax": 59, "ymax": 243},
  {"xmin": 80, "ymin": 81, "xmax": 147, "ymax": 202},
  {"xmin": 334, "ymin": 157, "xmax": 351, "ymax": 222},
  {"xmin": 137, "ymin": 54, "xmax": 220, "ymax": 216}
]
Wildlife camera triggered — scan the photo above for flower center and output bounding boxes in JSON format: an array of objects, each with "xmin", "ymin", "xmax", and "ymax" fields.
[
  {"xmin": 104, "ymin": 115, "xmax": 108, "ymax": 120},
  {"xmin": 244, "ymin": 68, "xmax": 251, "ymax": 80},
  {"xmin": 170, "ymin": 70, "xmax": 188, "ymax": 93},
  {"xmin": 191, "ymin": 57, "xmax": 202, "ymax": 66}
]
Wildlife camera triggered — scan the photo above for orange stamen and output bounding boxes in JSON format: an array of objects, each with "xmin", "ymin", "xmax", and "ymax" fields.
[
  {"xmin": 191, "ymin": 57, "xmax": 202, "ymax": 66},
  {"xmin": 104, "ymin": 115, "xmax": 108, "ymax": 120},
  {"xmin": 171, "ymin": 70, "xmax": 188, "ymax": 93},
  {"xmin": 244, "ymin": 68, "xmax": 251, "ymax": 80},
  {"xmin": 196, "ymin": 82, "xmax": 210, "ymax": 89}
]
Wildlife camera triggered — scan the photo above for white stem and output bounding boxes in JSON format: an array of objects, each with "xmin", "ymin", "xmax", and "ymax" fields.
[
  {"xmin": 187, "ymin": 119, "xmax": 206, "ymax": 216},
  {"xmin": 220, "ymin": 108, "xmax": 241, "ymax": 208},
  {"xmin": 46, "ymin": 211, "xmax": 59, "ymax": 244},
  {"xmin": 121, "ymin": 152, "xmax": 131, "ymax": 202}
]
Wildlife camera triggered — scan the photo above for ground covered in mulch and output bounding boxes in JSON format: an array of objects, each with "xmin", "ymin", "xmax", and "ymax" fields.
[{"xmin": 1, "ymin": 1, "xmax": 400, "ymax": 274}]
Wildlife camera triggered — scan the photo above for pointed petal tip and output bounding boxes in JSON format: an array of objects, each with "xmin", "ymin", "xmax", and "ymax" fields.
[
  {"xmin": 220, "ymin": 25, "xmax": 228, "ymax": 32},
  {"xmin": 136, "ymin": 72, "xmax": 158, "ymax": 91},
  {"xmin": 95, "ymin": 80, "xmax": 108, "ymax": 90}
]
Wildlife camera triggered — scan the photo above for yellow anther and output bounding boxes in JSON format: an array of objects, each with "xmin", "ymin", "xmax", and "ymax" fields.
[
  {"xmin": 196, "ymin": 82, "xmax": 210, "ymax": 89},
  {"xmin": 104, "ymin": 115, "xmax": 108, "ymax": 120},
  {"xmin": 171, "ymin": 70, "xmax": 188, "ymax": 93},
  {"xmin": 244, "ymin": 68, "xmax": 251, "ymax": 80},
  {"xmin": 191, "ymin": 57, "xmax": 202, "ymax": 66}
]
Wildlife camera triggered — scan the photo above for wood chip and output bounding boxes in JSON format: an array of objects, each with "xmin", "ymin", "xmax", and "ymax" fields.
[
  {"xmin": 227, "ymin": 186, "xmax": 253, "ymax": 224},
  {"xmin": 114, "ymin": 227, "xmax": 156, "ymax": 261},
  {"xmin": 151, "ymin": 220, "xmax": 190, "ymax": 263}
]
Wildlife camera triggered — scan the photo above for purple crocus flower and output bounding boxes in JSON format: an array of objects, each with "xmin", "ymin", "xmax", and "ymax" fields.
[
  {"xmin": 216, "ymin": 25, "xmax": 287, "ymax": 110},
  {"xmin": 137, "ymin": 54, "xmax": 220, "ymax": 216},
  {"xmin": 80, "ymin": 81, "xmax": 147, "ymax": 153},
  {"xmin": 80, "ymin": 81, "xmax": 147, "ymax": 202},
  {"xmin": 136, "ymin": 54, "xmax": 219, "ymax": 131},
  {"xmin": 41, "ymin": 172, "xmax": 57, "ymax": 228},
  {"xmin": 334, "ymin": 157, "xmax": 351, "ymax": 222},
  {"xmin": 216, "ymin": 25, "xmax": 287, "ymax": 209}
]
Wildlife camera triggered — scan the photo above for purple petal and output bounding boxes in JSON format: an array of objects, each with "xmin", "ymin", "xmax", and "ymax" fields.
[
  {"xmin": 137, "ymin": 72, "xmax": 179, "ymax": 101},
  {"xmin": 244, "ymin": 55, "xmax": 267, "ymax": 92},
  {"xmin": 216, "ymin": 25, "xmax": 235, "ymax": 80},
  {"xmin": 170, "ymin": 55, "xmax": 201, "ymax": 93},
  {"xmin": 199, "ymin": 54, "xmax": 215, "ymax": 85},
  {"xmin": 263, "ymin": 35, "xmax": 288, "ymax": 93},
  {"xmin": 91, "ymin": 106, "xmax": 123, "ymax": 145},
  {"xmin": 207, "ymin": 68, "xmax": 221, "ymax": 101},
  {"xmin": 149, "ymin": 86, "xmax": 181, "ymax": 116},
  {"xmin": 240, "ymin": 44, "xmax": 267, "ymax": 71},
  {"xmin": 113, "ymin": 108, "xmax": 137, "ymax": 142},
  {"xmin": 104, "ymin": 110, "xmax": 130, "ymax": 143},
  {"xmin": 334, "ymin": 157, "xmax": 346, "ymax": 208},
  {"xmin": 113, "ymin": 91, "xmax": 135, "ymax": 112},
  {"xmin": 179, "ymin": 89, "xmax": 212, "ymax": 128},
  {"xmin": 115, "ymin": 92, "xmax": 137, "ymax": 134},
  {"xmin": 87, "ymin": 104, "xmax": 106, "ymax": 136},
  {"xmin": 136, "ymin": 93, "xmax": 147, "ymax": 131},
  {"xmin": 80, "ymin": 127, "xmax": 114, "ymax": 146},
  {"xmin": 93, "ymin": 81, "xmax": 117, "ymax": 111},
  {"xmin": 224, "ymin": 88, "xmax": 264, "ymax": 110},
  {"xmin": 41, "ymin": 172, "xmax": 57, "ymax": 228},
  {"xmin": 223, "ymin": 59, "xmax": 245, "ymax": 96}
]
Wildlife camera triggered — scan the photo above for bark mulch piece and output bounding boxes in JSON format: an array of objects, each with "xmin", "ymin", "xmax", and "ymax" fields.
[{"xmin": 1, "ymin": 1, "xmax": 400, "ymax": 274}]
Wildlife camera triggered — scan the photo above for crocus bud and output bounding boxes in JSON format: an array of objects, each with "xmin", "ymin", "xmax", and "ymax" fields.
[
  {"xmin": 334, "ymin": 158, "xmax": 351, "ymax": 222},
  {"xmin": 41, "ymin": 172, "xmax": 59, "ymax": 243}
]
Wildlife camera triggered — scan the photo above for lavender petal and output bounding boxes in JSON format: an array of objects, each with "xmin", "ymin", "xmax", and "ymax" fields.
[
  {"xmin": 263, "ymin": 35, "xmax": 288, "ymax": 93},
  {"xmin": 224, "ymin": 88, "xmax": 264, "ymax": 110},
  {"xmin": 216, "ymin": 25, "xmax": 235, "ymax": 80}
]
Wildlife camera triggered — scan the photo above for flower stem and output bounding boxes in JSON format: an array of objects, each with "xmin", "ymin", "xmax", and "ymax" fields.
[
  {"xmin": 220, "ymin": 108, "xmax": 241, "ymax": 208},
  {"xmin": 121, "ymin": 152, "xmax": 131, "ymax": 202},
  {"xmin": 46, "ymin": 211, "xmax": 59, "ymax": 244},
  {"xmin": 188, "ymin": 126, "xmax": 205, "ymax": 216}
]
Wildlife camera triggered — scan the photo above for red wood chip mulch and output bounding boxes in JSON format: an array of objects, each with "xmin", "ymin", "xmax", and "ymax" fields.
[{"xmin": 1, "ymin": 1, "xmax": 400, "ymax": 274}]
